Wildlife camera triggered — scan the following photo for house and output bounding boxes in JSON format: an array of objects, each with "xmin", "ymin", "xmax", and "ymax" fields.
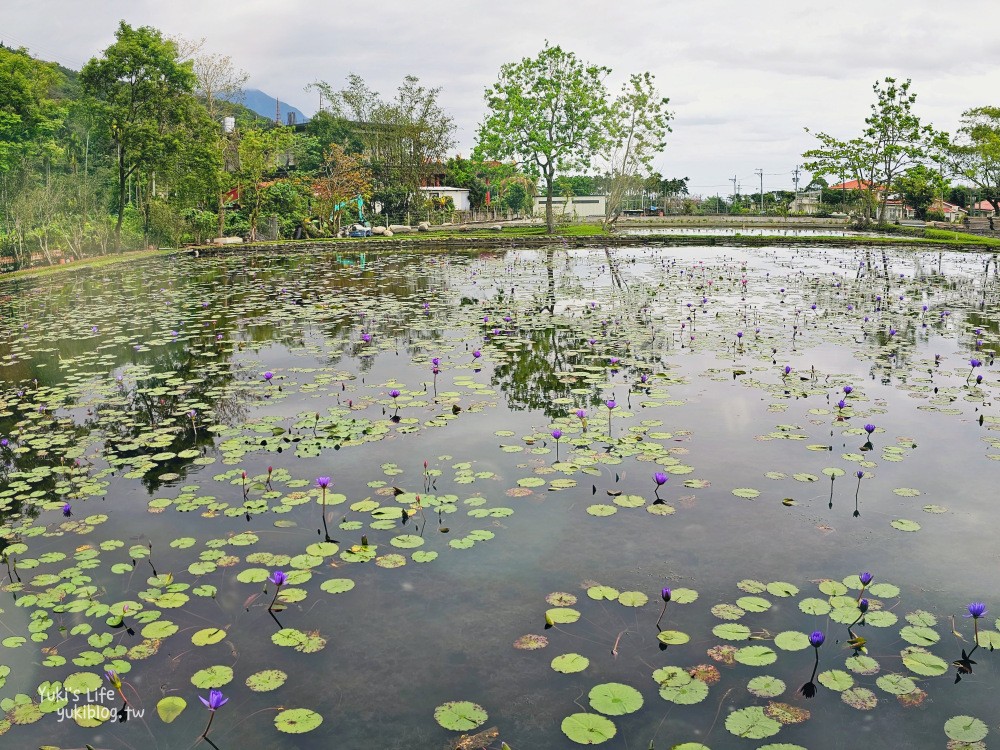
[
  {"xmin": 972, "ymin": 199, "xmax": 997, "ymax": 217},
  {"xmin": 826, "ymin": 179, "xmax": 878, "ymax": 192},
  {"xmin": 790, "ymin": 190, "xmax": 821, "ymax": 215},
  {"xmin": 534, "ymin": 194, "xmax": 607, "ymax": 218},
  {"xmin": 930, "ymin": 200, "xmax": 966, "ymax": 222},
  {"xmin": 417, "ymin": 186, "xmax": 471, "ymax": 211}
]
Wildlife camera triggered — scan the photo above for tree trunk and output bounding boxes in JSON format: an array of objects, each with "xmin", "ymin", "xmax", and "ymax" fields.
[
  {"xmin": 217, "ymin": 193, "xmax": 225, "ymax": 238},
  {"xmin": 545, "ymin": 168, "xmax": 555, "ymax": 234},
  {"xmin": 115, "ymin": 146, "xmax": 126, "ymax": 251}
]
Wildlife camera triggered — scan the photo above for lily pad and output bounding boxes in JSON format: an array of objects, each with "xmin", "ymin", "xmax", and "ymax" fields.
[
  {"xmin": 434, "ymin": 700, "xmax": 488, "ymax": 731},
  {"xmin": 561, "ymin": 712, "xmax": 617, "ymax": 745},
  {"xmin": 588, "ymin": 682, "xmax": 643, "ymax": 716}
]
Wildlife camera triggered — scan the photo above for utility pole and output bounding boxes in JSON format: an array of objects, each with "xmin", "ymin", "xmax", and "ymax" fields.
[
  {"xmin": 275, "ymin": 96, "xmax": 281, "ymax": 126},
  {"xmin": 792, "ymin": 165, "xmax": 801, "ymax": 194},
  {"xmin": 730, "ymin": 175, "xmax": 738, "ymax": 209},
  {"xmin": 755, "ymin": 169, "xmax": 764, "ymax": 214}
]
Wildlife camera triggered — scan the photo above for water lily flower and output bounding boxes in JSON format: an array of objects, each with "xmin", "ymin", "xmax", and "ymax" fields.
[
  {"xmin": 106, "ymin": 669, "xmax": 122, "ymax": 691},
  {"xmin": 809, "ymin": 630, "xmax": 825, "ymax": 648},
  {"xmin": 317, "ymin": 476, "xmax": 331, "ymax": 489},
  {"xmin": 843, "ymin": 385, "xmax": 853, "ymax": 395},
  {"xmin": 389, "ymin": 389, "xmax": 400, "ymax": 399},
  {"xmin": 551, "ymin": 429, "xmax": 562, "ymax": 440},
  {"xmin": 654, "ymin": 472, "xmax": 668, "ymax": 487},
  {"xmin": 361, "ymin": 332, "xmax": 372, "ymax": 343},
  {"xmin": 736, "ymin": 331, "xmax": 743, "ymax": 339},
  {"xmin": 432, "ymin": 357, "xmax": 440, "ymax": 366},
  {"xmin": 864, "ymin": 424, "xmax": 876, "ymax": 435},
  {"xmin": 965, "ymin": 602, "xmax": 988, "ymax": 619},
  {"xmin": 661, "ymin": 587, "xmax": 671, "ymax": 602},
  {"xmin": 858, "ymin": 598, "xmax": 869, "ymax": 613},
  {"xmin": 970, "ymin": 358, "xmax": 982, "ymax": 368},
  {"xmin": 606, "ymin": 400, "xmax": 616, "ymax": 410},
  {"xmin": 859, "ymin": 571, "xmax": 874, "ymax": 586},
  {"xmin": 62, "ymin": 503, "xmax": 72, "ymax": 517},
  {"xmin": 263, "ymin": 371, "xmax": 273, "ymax": 382},
  {"xmin": 472, "ymin": 350, "xmax": 481, "ymax": 359},
  {"xmin": 268, "ymin": 570, "xmax": 287, "ymax": 587},
  {"xmin": 856, "ymin": 470, "xmax": 864, "ymax": 479},
  {"xmin": 837, "ymin": 399, "xmax": 846, "ymax": 410},
  {"xmin": 783, "ymin": 365, "xmax": 791, "ymax": 376},
  {"xmin": 200, "ymin": 688, "xmax": 228, "ymax": 738}
]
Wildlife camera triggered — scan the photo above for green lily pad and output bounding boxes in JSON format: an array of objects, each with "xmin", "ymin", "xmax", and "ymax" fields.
[
  {"xmin": 551, "ymin": 653, "xmax": 590, "ymax": 674},
  {"xmin": 561, "ymin": 712, "xmax": 617, "ymax": 744},
  {"xmin": 274, "ymin": 707, "xmax": 324, "ymax": 734},
  {"xmin": 735, "ymin": 645, "xmax": 777, "ymax": 666},
  {"xmin": 434, "ymin": 701, "xmax": 488, "ymax": 731},
  {"xmin": 944, "ymin": 715, "xmax": 989, "ymax": 743},
  {"xmin": 192, "ymin": 628, "xmax": 227, "ymax": 646},
  {"xmin": 246, "ymin": 669, "xmax": 287, "ymax": 692},
  {"xmin": 588, "ymin": 682, "xmax": 643, "ymax": 716},
  {"xmin": 190, "ymin": 665, "xmax": 233, "ymax": 689},
  {"xmin": 725, "ymin": 706, "xmax": 781, "ymax": 739},
  {"xmin": 156, "ymin": 696, "xmax": 187, "ymax": 723},
  {"xmin": 747, "ymin": 675, "xmax": 786, "ymax": 698}
]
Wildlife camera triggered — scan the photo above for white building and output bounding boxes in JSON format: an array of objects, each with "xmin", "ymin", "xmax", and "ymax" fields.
[
  {"xmin": 533, "ymin": 194, "xmax": 607, "ymax": 218},
  {"xmin": 418, "ymin": 186, "xmax": 471, "ymax": 211}
]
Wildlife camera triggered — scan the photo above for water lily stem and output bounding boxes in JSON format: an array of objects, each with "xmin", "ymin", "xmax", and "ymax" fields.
[
  {"xmin": 202, "ymin": 709, "xmax": 216, "ymax": 738},
  {"xmin": 656, "ymin": 601, "xmax": 668, "ymax": 630},
  {"xmin": 268, "ymin": 583, "xmax": 282, "ymax": 611}
]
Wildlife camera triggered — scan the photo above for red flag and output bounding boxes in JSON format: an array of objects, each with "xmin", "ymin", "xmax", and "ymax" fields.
[{"xmin": 485, "ymin": 178, "xmax": 491, "ymax": 207}]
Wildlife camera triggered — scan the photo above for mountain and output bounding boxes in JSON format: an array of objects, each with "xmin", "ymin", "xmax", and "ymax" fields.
[{"xmin": 221, "ymin": 88, "xmax": 307, "ymax": 125}]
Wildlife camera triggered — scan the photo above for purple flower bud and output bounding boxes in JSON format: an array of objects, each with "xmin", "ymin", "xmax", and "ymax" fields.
[
  {"xmin": 606, "ymin": 400, "xmax": 616, "ymax": 410},
  {"xmin": 864, "ymin": 424, "xmax": 876, "ymax": 435},
  {"xmin": 263, "ymin": 371, "xmax": 273, "ymax": 381},
  {"xmin": 654, "ymin": 472, "xmax": 668, "ymax": 487},
  {"xmin": 843, "ymin": 386, "xmax": 853, "ymax": 395},
  {"xmin": 551, "ymin": 429, "xmax": 562, "ymax": 440},
  {"xmin": 661, "ymin": 587, "xmax": 671, "ymax": 602},
  {"xmin": 62, "ymin": 503, "xmax": 72, "ymax": 517},
  {"xmin": 576, "ymin": 409, "xmax": 586, "ymax": 419},
  {"xmin": 472, "ymin": 350, "xmax": 481, "ymax": 359},
  {"xmin": 859, "ymin": 571, "xmax": 874, "ymax": 586},
  {"xmin": 200, "ymin": 689, "xmax": 229, "ymax": 711},
  {"xmin": 268, "ymin": 570, "xmax": 287, "ymax": 586},
  {"xmin": 809, "ymin": 630, "xmax": 825, "ymax": 648},
  {"xmin": 858, "ymin": 598, "xmax": 869, "ymax": 613},
  {"xmin": 389, "ymin": 389, "xmax": 400, "ymax": 398},
  {"xmin": 965, "ymin": 602, "xmax": 988, "ymax": 619}
]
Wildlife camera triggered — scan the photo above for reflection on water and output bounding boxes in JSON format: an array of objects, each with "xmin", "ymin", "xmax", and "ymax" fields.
[{"xmin": 0, "ymin": 242, "xmax": 997, "ymax": 749}]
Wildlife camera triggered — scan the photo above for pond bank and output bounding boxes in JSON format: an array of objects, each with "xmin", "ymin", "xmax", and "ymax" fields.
[{"xmin": 3, "ymin": 228, "xmax": 996, "ymax": 283}]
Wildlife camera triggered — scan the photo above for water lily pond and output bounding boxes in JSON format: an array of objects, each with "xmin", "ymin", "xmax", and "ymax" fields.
[{"xmin": 0, "ymin": 241, "xmax": 997, "ymax": 750}]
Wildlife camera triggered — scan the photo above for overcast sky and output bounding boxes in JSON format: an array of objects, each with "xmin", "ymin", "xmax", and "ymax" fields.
[{"xmin": 4, "ymin": 0, "xmax": 999, "ymax": 197}]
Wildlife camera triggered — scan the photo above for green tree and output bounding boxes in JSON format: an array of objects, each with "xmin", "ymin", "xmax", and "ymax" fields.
[
  {"xmin": 80, "ymin": 22, "xmax": 198, "ymax": 247},
  {"xmin": 896, "ymin": 164, "xmax": 946, "ymax": 220},
  {"xmin": 234, "ymin": 124, "xmax": 295, "ymax": 240},
  {"xmin": 476, "ymin": 43, "xmax": 610, "ymax": 233},
  {"xmin": 803, "ymin": 77, "xmax": 933, "ymax": 223},
  {"xmin": 310, "ymin": 74, "xmax": 454, "ymax": 221},
  {"xmin": 601, "ymin": 73, "xmax": 672, "ymax": 228},
  {"xmin": 945, "ymin": 106, "xmax": 1000, "ymax": 214}
]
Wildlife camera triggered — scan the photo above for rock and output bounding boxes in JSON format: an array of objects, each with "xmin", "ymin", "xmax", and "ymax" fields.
[
  {"xmin": 417, "ymin": 221, "xmax": 430, "ymax": 231},
  {"xmin": 211, "ymin": 236, "xmax": 243, "ymax": 245},
  {"xmin": 389, "ymin": 224, "xmax": 415, "ymax": 233},
  {"xmin": 371, "ymin": 226, "xmax": 387, "ymax": 235},
  {"xmin": 490, "ymin": 225, "xmax": 503, "ymax": 231},
  {"xmin": 384, "ymin": 230, "xmax": 393, "ymax": 237}
]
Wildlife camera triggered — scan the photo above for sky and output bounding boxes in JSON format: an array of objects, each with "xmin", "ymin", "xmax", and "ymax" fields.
[{"xmin": 4, "ymin": 0, "xmax": 999, "ymax": 198}]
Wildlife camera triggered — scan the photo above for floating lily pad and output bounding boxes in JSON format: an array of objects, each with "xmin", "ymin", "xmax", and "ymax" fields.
[
  {"xmin": 156, "ymin": 696, "xmax": 187, "ymax": 723},
  {"xmin": 434, "ymin": 700, "xmax": 488, "ymax": 731},
  {"xmin": 561, "ymin": 712, "xmax": 616, "ymax": 745},
  {"xmin": 944, "ymin": 716, "xmax": 989, "ymax": 743},
  {"xmin": 274, "ymin": 707, "xmax": 324, "ymax": 734},
  {"xmin": 588, "ymin": 683, "xmax": 643, "ymax": 716},
  {"xmin": 725, "ymin": 706, "xmax": 781, "ymax": 740},
  {"xmin": 246, "ymin": 669, "xmax": 287, "ymax": 692},
  {"xmin": 552, "ymin": 653, "xmax": 590, "ymax": 674}
]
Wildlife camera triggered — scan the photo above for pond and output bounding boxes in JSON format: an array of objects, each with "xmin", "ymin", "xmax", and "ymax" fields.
[{"xmin": 0, "ymin": 242, "xmax": 997, "ymax": 750}]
